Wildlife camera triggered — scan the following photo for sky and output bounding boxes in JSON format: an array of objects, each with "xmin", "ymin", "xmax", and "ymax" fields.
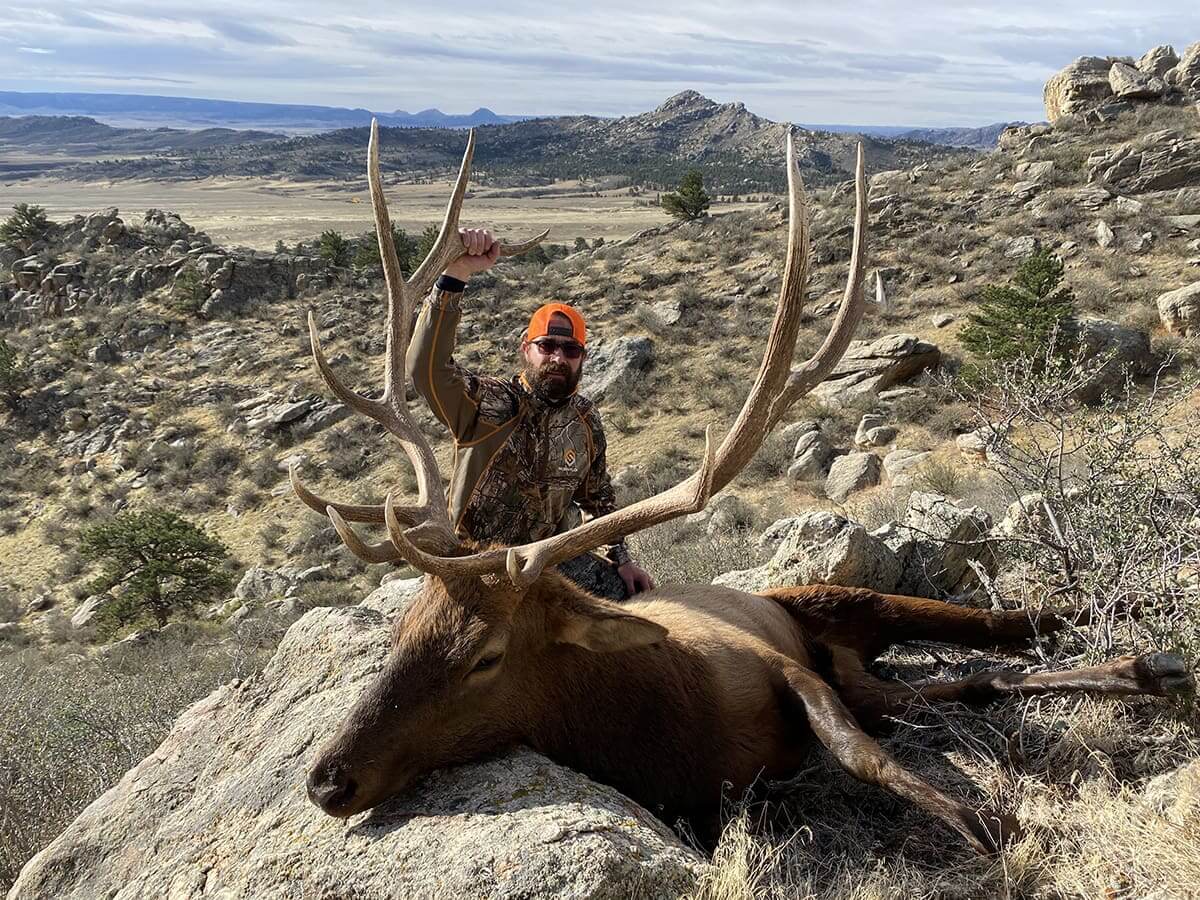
[{"xmin": 0, "ymin": 1, "xmax": 1197, "ymax": 127}]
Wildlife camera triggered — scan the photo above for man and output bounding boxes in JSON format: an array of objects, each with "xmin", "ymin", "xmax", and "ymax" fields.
[{"xmin": 406, "ymin": 226, "xmax": 656, "ymax": 598}]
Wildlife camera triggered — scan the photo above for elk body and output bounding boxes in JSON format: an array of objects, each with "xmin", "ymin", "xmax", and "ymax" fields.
[{"xmin": 295, "ymin": 123, "xmax": 1194, "ymax": 854}]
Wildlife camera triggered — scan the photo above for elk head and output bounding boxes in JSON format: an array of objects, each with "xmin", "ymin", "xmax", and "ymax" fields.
[{"xmin": 294, "ymin": 121, "xmax": 869, "ymax": 817}]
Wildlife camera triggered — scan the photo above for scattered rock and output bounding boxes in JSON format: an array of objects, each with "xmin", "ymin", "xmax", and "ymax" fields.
[
  {"xmin": 1143, "ymin": 759, "xmax": 1200, "ymax": 825},
  {"xmin": 825, "ymin": 452, "xmax": 881, "ymax": 503},
  {"xmin": 1064, "ymin": 317, "xmax": 1155, "ymax": 404},
  {"xmin": 1088, "ymin": 130, "xmax": 1200, "ymax": 194},
  {"xmin": 874, "ymin": 492, "xmax": 997, "ymax": 598},
  {"xmin": 232, "ymin": 567, "xmax": 294, "ymax": 604},
  {"xmin": 812, "ymin": 334, "xmax": 940, "ymax": 407},
  {"xmin": 1004, "ymin": 235, "xmax": 1040, "ymax": 259},
  {"xmin": 931, "ymin": 312, "xmax": 955, "ymax": 328},
  {"xmin": 788, "ymin": 428, "xmax": 833, "ymax": 481},
  {"xmin": 582, "ymin": 336, "xmax": 654, "ymax": 403},
  {"xmin": 882, "ymin": 448, "xmax": 933, "ymax": 486},
  {"xmin": 854, "ymin": 414, "xmax": 897, "ymax": 449},
  {"xmin": 1095, "ymin": 220, "xmax": 1117, "ymax": 248},
  {"xmin": 956, "ymin": 423, "xmax": 1007, "ymax": 461},
  {"xmin": 1156, "ymin": 281, "xmax": 1200, "ymax": 336}
]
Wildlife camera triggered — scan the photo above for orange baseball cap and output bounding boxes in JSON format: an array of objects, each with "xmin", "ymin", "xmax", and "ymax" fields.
[{"xmin": 526, "ymin": 302, "xmax": 586, "ymax": 347}]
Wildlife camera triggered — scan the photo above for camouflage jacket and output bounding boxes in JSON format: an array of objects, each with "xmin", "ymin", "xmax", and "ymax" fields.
[{"xmin": 406, "ymin": 287, "xmax": 631, "ymax": 566}]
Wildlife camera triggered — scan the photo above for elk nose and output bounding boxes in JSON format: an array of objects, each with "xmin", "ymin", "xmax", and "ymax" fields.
[{"xmin": 306, "ymin": 762, "xmax": 357, "ymax": 815}]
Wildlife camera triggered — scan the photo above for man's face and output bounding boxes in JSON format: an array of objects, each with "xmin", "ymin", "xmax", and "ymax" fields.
[{"xmin": 521, "ymin": 313, "xmax": 585, "ymax": 401}]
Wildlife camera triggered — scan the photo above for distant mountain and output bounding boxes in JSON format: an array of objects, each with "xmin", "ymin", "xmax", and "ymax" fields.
[
  {"xmin": 42, "ymin": 91, "xmax": 969, "ymax": 193},
  {"xmin": 802, "ymin": 122, "xmax": 1023, "ymax": 149},
  {"xmin": 894, "ymin": 123, "xmax": 1024, "ymax": 149},
  {"xmin": 0, "ymin": 92, "xmax": 529, "ymax": 133},
  {"xmin": 0, "ymin": 115, "xmax": 279, "ymax": 150}
]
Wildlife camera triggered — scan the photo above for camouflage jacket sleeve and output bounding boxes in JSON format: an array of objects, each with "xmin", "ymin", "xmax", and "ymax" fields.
[
  {"xmin": 406, "ymin": 287, "xmax": 513, "ymax": 443},
  {"xmin": 573, "ymin": 410, "xmax": 632, "ymax": 567}
]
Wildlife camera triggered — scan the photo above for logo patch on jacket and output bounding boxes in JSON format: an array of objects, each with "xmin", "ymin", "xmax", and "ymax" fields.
[{"xmin": 563, "ymin": 447, "xmax": 577, "ymax": 466}]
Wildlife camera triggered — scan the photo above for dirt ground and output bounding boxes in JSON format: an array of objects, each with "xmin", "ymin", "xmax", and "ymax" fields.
[{"xmin": 0, "ymin": 175, "xmax": 764, "ymax": 250}]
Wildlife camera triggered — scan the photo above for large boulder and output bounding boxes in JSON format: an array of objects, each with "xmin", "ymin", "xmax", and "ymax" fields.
[
  {"xmin": 825, "ymin": 452, "xmax": 881, "ymax": 503},
  {"xmin": 583, "ymin": 336, "xmax": 654, "ymax": 403},
  {"xmin": 1065, "ymin": 317, "xmax": 1156, "ymax": 405},
  {"xmin": 1108, "ymin": 62, "xmax": 1167, "ymax": 100},
  {"xmin": 1044, "ymin": 56, "xmax": 1116, "ymax": 122},
  {"xmin": 1170, "ymin": 42, "xmax": 1200, "ymax": 97},
  {"xmin": 811, "ymin": 334, "xmax": 940, "ymax": 406},
  {"xmin": 9, "ymin": 580, "xmax": 703, "ymax": 898},
  {"xmin": 1156, "ymin": 281, "xmax": 1200, "ymax": 336},
  {"xmin": 763, "ymin": 511, "xmax": 901, "ymax": 592},
  {"xmin": 1138, "ymin": 45, "xmax": 1180, "ymax": 79},
  {"xmin": 874, "ymin": 492, "xmax": 997, "ymax": 598}
]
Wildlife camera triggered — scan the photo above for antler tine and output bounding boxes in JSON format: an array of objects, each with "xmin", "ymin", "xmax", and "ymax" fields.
[
  {"xmin": 404, "ymin": 128, "xmax": 550, "ymax": 298},
  {"xmin": 768, "ymin": 141, "xmax": 869, "ymax": 427},
  {"xmin": 291, "ymin": 465, "xmax": 427, "ymax": 526},
  {"xmin": 328, "ymin": 507, "xmax": 404, "ymax": 564},
  {"xmin": 386, "ymin": 130, "xmax": 870, "ymax": 587}
]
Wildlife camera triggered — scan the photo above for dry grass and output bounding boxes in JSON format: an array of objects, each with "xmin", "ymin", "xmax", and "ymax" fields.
[{"xmin": 689, "ymin": 694, "xmax": 1199, "ymax": 900}]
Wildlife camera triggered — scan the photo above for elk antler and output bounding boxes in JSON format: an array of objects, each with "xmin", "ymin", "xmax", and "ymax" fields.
[
  {"xmin": 292, "ymin": 120, "xmax": 549, "ymax": 561},
  {"xmin": 377, "ymin": 132, "xmax": 870, "ymax": 586}
]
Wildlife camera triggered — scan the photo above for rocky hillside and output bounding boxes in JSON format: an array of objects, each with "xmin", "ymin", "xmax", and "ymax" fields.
[
  {"xmin": 41, "ymin": 91, "xmax": 965, "ymax": 192},
  {"xmin": 3, "ymin": 42, "xmax": 1200, "ymax": 896}
]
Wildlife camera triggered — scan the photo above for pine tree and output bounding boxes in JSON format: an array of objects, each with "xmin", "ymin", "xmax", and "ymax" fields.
[
  {"xmin": 80, "ymin": 508, "xmax": 233, "ymax": 633},
  {"xmin": 960, "ymin": 248, "xmax": 1076, "ymax": 366},
  {"xmin": 318, "ymin": 230, "xmax": 351, "ymax": 268},
  {"xmin": 0, "ymin": 203, "xmax": 53, "ymax": 250},
  {"xmin": 661, "ymin": 170, "xmax": 711, "ymax": 221}
]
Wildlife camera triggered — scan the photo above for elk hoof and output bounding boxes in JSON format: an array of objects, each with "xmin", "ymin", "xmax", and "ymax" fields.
[
  {"xmin": 1133, "ymin": 652, "xmax": 1195, "ymax": 696},
  {"xmin": 963, "ymin": 808, "xmax": 1022, "ymax": 854}
]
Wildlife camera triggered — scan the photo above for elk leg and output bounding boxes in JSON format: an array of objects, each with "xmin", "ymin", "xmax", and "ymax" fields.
[
  {"xmin": 833, "ymin": 647, "xmax": 1194, "ymax": 727},
  {"xmin": 763, "ymin": 585, "xmax": 1069, "ymax": 659},
  {"xmin": 775, "ymin": 661, "xmax": 1020, "ymax": 854}
]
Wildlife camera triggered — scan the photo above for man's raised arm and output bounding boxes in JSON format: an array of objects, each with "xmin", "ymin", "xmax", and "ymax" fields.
[{"xmin": 406, "ymin": 228, "xmax": 500, "ymax": 442}]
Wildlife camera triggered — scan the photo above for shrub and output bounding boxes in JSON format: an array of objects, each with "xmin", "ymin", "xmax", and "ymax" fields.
[
  {"xmin": 353, "ymin": 223, "xmax": 420, "ymax": 273},
  {"xmin": 662, "ymin": 170, "xmax": 711, "ymax": 221},
  {"xmin": 0, "ymin": 203, "xmax": 53, "ymax": 250},
  {"xmin": 168, "ymin": 263, "xmax": 208, "ymax": 314},
  {"xmin": 0, "ymin": 336, "xmax": 27, "ymax": 408},
  {"xmin": 79, "ymin": 508, "xmax": 234, "ymax": 633},
  {"xmin": 318, "ymin": 230, "xmax": 351, "ymax": 268},
  {"xmin": 960, "ymin": 248, "xmax": 1076, "ymax": 367}
]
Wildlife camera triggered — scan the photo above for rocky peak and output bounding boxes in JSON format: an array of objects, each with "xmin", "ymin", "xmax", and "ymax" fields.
[{"xmin": 654, "ymin": 90, "xmax": 718, "ymax": 114}]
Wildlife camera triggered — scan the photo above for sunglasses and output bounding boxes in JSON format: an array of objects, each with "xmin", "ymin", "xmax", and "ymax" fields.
[{"xmin": 531, "ymin": 338, "xmax": 584, "ymax": 360}]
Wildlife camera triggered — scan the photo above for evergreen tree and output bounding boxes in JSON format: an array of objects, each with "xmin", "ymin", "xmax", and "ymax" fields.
[
  {"xmin": 960, "ymin": 248, "xmax": 1076, "ymax": 366},
  {"xmin": 80, "ymin": 508, "xmax": 233, "ymax": 633},
  {"xmin": 318, "ymin": 230, "xmax": 351, "ymax": 268},
  {"xmin": 415, "ymin": 224, "xmax": 440, "ymax": 264},
  {"xmin": 661, "ymin": 170, "xmax": 712, "ymax": 221},
  {"xmin": 0, "ymin": 203, "xmax": 53, "ymax": 250}
]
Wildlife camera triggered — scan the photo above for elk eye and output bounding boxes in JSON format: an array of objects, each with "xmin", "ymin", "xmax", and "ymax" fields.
[{"xmin": 471, "ymin": 652, "xmax": 503, "ymax": 674}]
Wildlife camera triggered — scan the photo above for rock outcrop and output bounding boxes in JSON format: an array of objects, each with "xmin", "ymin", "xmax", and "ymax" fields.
[
  {"xmin": 812, "ymin": 334, "xmax": 940, "ymax": 406},
  {"xmin": 1044, "ymin": 43, "xmax": 1200, "ymax": 122},
  {"xmin": 8, "ymin": 580, "xmax": 703, "ymax": 898},
  {"xmin": 713, "ymin": 512, "xmax": 901, "ymax": 594},
  {"xmin": 1156, "ymin": 281, "xmax": 1200, "ymax": 335}
]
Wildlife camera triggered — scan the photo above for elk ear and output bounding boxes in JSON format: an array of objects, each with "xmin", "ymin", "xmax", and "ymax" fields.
[{"xmin": 551, "ymin": 594, "xmax": 667, "ymax": 653}]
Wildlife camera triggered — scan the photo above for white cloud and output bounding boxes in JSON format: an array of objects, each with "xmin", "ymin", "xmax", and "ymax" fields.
[
  {"xmin": 0, "ymin": 0, "xmax": 1196, "ymax": 125},
  {"xmin": 17, "ymin": 47, "xmax": 55, "ymax": 54}
]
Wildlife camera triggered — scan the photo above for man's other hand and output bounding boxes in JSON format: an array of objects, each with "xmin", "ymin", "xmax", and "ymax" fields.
[
  {"xmin": 444, "ymin": 227, "xmax": 499, "ymax": 281},
  {"xmin": 617, "ymin": 561, "xmax": 656, "ymax": 596}
]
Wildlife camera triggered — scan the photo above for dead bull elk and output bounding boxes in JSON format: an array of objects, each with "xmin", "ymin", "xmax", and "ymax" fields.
[{"xmin": 294, "ymin": 121, "xmax": 1194, "ymax": 853}]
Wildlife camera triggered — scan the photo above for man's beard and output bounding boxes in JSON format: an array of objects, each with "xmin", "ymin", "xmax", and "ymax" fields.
[{"xmin": 524, "ymin": 359, "xmax": 582, "ymax": 402}]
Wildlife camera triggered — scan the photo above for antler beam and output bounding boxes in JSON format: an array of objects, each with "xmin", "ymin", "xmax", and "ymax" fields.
[
  {"xmin": 382, "ymin": 131, "xmax": 870, "ymax": 585},
  {"xmin": 292, "ymin": 120, "xmax": 549, "ymax": 561}
]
